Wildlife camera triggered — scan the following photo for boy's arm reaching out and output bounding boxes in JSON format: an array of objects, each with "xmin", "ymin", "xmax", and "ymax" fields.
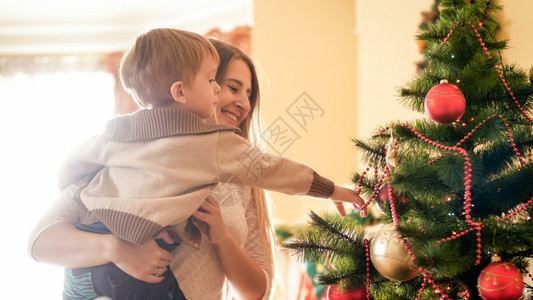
[{"xmin": 216, "ymin": 132, "xmax": 368, "ymax": 217}]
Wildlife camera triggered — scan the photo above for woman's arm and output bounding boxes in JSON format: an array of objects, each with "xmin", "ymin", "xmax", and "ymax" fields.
[
  {"xmin": 193, "ymin": 196, "xmax": 267, "ymax": 300},
  {"xmin": 33, "ymin": 222, "xmax": 172, "ymax": 283},
  {"xmin": 29, "ymin": 178, "xmax": 172, "ymax": 283},
  {"xmin": 32, "ymin": 221, "xmax": 114, "ymax": 268}
]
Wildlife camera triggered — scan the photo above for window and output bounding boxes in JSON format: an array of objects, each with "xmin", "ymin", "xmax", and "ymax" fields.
[{"xmin": 0, "ymin": 55, "xmax": 114, "ymax": 298}]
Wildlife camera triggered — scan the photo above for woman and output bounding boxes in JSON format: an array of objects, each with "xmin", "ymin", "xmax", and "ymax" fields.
[{"xmin": 28, "ymin": 38, "xmax": 276, "ymax": 300}]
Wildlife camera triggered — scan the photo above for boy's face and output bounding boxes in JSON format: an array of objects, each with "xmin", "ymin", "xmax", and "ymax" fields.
[{"xmin": 182, "ymin": 54, "xmax": 221, "ymax": 119}]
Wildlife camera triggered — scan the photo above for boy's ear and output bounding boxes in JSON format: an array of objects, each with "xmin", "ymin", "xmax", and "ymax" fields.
[{"xmin": 170, "ymin": 81, "xmax": 186, "ymax": 104}]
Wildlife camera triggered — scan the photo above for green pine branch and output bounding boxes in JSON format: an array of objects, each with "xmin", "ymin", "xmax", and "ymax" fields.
[{"xmin": 284, "ymin": 1, "xmax": 533, "ymax": 298}]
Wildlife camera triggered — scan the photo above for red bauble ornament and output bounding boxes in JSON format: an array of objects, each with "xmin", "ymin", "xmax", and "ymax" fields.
[
  {"xmin": 375, "ymin": 183, "xmax": 407, "ymax": 214},
  {"xmin": 376, "ymin": 183, "xmax": 392, "ymax": 214},
  {"xmin": 477, "ymin": 255, "xmax": 524, "ymax": 300},
  {"xmin": 424, "ymin": 80, "xmax": 466, "ymax": 124},
  {"xmin": 327, "ymin": 285, "xmax": 367, "ymax": 300}
]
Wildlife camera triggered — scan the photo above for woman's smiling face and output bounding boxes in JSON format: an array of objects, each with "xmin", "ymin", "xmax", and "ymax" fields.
[{"xmin": 206, "ymin": 58, "xmax": 252, "ymax": 127}]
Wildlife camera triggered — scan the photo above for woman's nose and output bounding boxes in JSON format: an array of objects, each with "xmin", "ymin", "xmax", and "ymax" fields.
[{"xmin": 236, "ymin": 94, "xmax": 251, "ymax": 113}]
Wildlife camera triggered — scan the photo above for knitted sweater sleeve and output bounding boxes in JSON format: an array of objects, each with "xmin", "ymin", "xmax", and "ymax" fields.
[
  {"xmin": 241, "ymin": 192, "xmax": 274, "ymax": 300},
  {"xmin": 27, "ymin": 177, "xmax": 90, "ymax": 260},
  {"xmin": 216, "ymin": 132, "xmax": 335, "ymax": 198}
]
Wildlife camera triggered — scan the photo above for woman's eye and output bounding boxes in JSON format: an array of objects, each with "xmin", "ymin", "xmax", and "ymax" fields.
[{"xmin": 228, "ymin": 86, "xmax": 238, "ymax": 93}]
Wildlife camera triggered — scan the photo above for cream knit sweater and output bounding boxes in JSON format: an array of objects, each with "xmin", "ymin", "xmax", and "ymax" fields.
[
  {"xmin": 28, "ymin": 178, "xmax": 274, "ymax": 299},
  {"xmin": 58, "ymin": 107, "xmax": 335, "ymax": 246}
]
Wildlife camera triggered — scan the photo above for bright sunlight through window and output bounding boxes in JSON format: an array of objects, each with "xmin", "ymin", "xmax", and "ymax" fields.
[{"xmin": 0, "ymin": 69, "xmax": 114, "ymax": 298}]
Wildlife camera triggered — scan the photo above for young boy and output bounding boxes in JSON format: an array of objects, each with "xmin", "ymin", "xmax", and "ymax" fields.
[{"xmin": 59, "ymin": 28, "xmax": 366, "ymax": 298}]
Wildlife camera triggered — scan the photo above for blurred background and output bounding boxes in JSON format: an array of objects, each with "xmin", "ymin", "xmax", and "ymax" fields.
[{"xmin": 1, "ymin": 0, "xmax": 531, "ymax": 298}]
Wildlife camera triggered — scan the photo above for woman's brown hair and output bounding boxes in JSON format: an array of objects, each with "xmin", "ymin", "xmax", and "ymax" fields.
[
  {"xmin": 208, "ymin": 38, "xmax": 259, "ymax": 140},
  {"xmin": 208, "ymin": 38, "xmax": 276, "ymax": 298}
]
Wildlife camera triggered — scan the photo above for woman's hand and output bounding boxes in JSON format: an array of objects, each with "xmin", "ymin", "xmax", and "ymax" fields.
[
  {"xmin": 192, "ymin": 195, "xmax": 267, "ymax": 299},
  {"xmin": 109, "ymin": 235, "xmax": 173, "ymax": 283},
  {"xmin": 191, "ymin": 196, "xmax": 231, "ymax": 245}
]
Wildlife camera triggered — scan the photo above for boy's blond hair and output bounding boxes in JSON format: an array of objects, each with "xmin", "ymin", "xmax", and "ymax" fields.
[{"xmin": 120, "ymin": 28, "xmax": 219, "ymax": 108}]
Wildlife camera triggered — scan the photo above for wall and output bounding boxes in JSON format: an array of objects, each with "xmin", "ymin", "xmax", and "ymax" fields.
[
  {"xmin": 356, "ymin": 0, "xmax": 533, "ymax": 137},
  {"xmin": 254, "ymin": 0, "xmax": 533, "ymax": 225},
  {"xmin": 253, "ymin": 0, "xmax": 359, "ymax": 223},
  {"xmin": 498, "ymin": 1, "xmax": 533, "ymax": 67},
  {"xmin": 253, "ymin": 0, "xmax": 533, "ymax": 294},
  {"xmin": 355, "ymin": 0, "xmax": 432, "ymax": 137}
]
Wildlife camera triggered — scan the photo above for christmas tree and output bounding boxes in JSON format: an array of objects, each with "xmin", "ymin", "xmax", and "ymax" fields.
[{"xmin": 284, "ymin": 1, "xmax": 533, "ymax": 299}]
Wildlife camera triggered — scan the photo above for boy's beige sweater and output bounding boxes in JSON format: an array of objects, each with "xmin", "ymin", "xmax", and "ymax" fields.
[{"xmin": 58, "ymin": 107, "xmax": 334, "ymax": 245}]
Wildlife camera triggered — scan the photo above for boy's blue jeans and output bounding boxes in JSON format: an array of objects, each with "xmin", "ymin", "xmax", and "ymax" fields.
[{"xmin": 63, "ymin": 223, "xmax": 185, "ymax": 300}]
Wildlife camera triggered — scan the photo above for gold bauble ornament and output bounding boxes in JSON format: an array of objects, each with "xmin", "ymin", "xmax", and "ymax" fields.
[{"xmin": 370, "ymin": 223, "xmax": 420, "ymax": 281}]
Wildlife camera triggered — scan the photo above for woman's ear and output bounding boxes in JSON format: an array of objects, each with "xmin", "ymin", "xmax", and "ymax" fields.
[{"xmin": 170, "ymin": 81, "xmax": 186, "ymax": 104}]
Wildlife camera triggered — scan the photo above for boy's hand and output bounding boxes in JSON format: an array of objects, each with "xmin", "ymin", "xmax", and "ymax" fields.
[
  {"xmin": 153, "ymin": 230, "xmax": 175, "ymax": 244},
  {"xmin": 330, "ymin": 185, "xmax": 368, "ymax": 217}
]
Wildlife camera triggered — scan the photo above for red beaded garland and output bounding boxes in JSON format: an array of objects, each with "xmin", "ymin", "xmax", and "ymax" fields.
[
  {"xmin": 429, "ymin": 19, "xmax": 533, "ymax": 124},
  {"xmin": 351, "ymin": 13, "xmax": 533, "ymax": 300},
  {"xmin": 352, "ymin": 71, "xmax": 531, "ymax": 299},
  {"xmin": 469, "ymin": 21, "xmax": 533, "ymax": 123},
  {"xmin": 521, "ymin": 262, "xmax": 533, "ymax": 282},
  {"xmin": 364, "ymin": 239, "xmax": 371, "ymax": 299}
]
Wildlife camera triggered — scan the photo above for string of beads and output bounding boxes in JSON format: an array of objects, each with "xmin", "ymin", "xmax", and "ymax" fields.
[{"xmin": 351, "ymin": 16, "xmax": 532, "ymax": 299}]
